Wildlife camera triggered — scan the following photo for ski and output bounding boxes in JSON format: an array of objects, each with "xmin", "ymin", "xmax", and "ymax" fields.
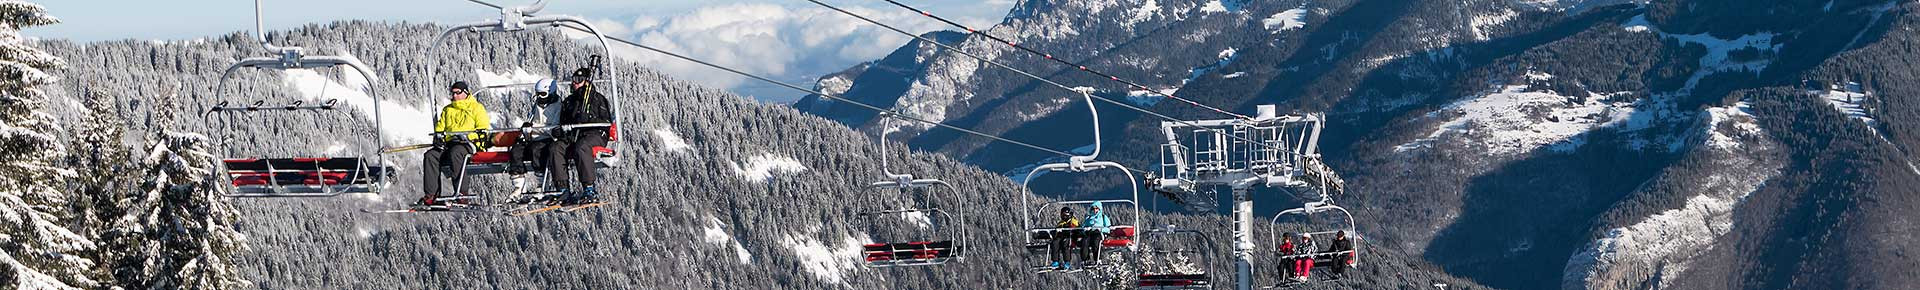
[
  {"xmin": 380, "ymin": 143, "xmax": 435, "ymax": 154},
  {"xmin": 561, "ymin": 201, "xmax": 615, "ymax": 212},
  {"xmin": 506, "ymin": 205, "xmax": 563, "ymax": 216},
  {"xmin": 360, "ymin": 205, "xmax": 494, "ymax": 214}
]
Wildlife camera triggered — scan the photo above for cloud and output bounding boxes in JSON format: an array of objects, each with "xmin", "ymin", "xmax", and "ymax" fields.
[{"xmin": 587, "ymin": 3, "xmax": 995, "ymax": 101}]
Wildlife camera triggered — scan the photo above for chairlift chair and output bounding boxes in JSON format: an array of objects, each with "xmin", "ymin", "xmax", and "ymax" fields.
[
  {"xmin": 1019, "ymin": 92, "xmax": 1143, "ymax": 273},
  {"xmin": 422, "ymin": 0, "xmax": 625, "ymax": 204},
  {"xmin": 1136, "ymin": 228, "xmax": 1215, "ymax": 290},
  {"xmin": 1266, "ymin": 201, "xmax": 1361, "ymax": 286},
  {"xmin": 211, "ymin": 0, "xmax": 393, "ymax": 198},
  {"xmin": 858, "ymin": 115, "xmax": 968, "ymax": 267}
]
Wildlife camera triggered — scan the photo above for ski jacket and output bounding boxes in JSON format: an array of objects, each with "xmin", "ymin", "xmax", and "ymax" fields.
[
  {"xmin": 523, "ymin": 79, "xmax": 565, "ymax": 140},
  {"xmin": 559, "ymin": 84, "xmax": 614, "ymax": 128},
  {"xmin": 1278, "ymin": 241, "xmax": 1297, "ymax": 256},
  {"xmin": 1328, "ymin": 237, "xmax": 1352, "ymax": 253},
  {"xmin": 1084, "ymin": 202, "xmax": 1112, "ymax": 233},
  {"xmin": 1298, "ymin": 239, "xmax": 1318, "ymax": 255},
  {"xmin": 1056, "ymin": 216, "xmax": 1080, "ymax": 228},
  {"xmin": 436, "ymin": 97, "xmax": 492, "ymax": 147}
]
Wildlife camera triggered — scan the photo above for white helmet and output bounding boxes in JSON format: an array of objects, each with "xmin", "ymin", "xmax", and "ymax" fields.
[{"xmin": 533, "ymin": 78, "xmax": 559, "ymax": 96}]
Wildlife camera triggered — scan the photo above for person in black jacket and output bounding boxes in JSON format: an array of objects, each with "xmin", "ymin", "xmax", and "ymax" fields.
[
  {"xmin": 1326, "ymin": 231, "xmax": 1355, "ymax": 277},
  {"xmin": 551, "ymin": 67, "xmax": 614, "ymax": 205}
]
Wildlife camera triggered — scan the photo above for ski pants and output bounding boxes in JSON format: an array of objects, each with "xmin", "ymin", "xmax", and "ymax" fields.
[
  {"xmin": 552, "ymin": 129, "xmax": 607, "ymax": 189},
  {"xmin": 1050, "ymin": 230, "xmax": 1076, "ymax": 264},
  {"xmin": 1279, "ymin": 256, "xmax": 1294, "ymax": 277},
  {"xmin": 1078, "ymin": 229, "xmax": 1103, "ymax": 263},
  {"xmin": 1294, "ymin": 255, "xmax": 1314, "ymax": 278},
  {"xmin": 508, "ymin": 138, "xmax": 556, "ymax": 174},
  {"xmin": 422, "ymin": 142, "xmax": 475, "ymax": 198},
  {"xmin": 1330, "ymin": 252, "xmax": 1351, "ymax": 276}
]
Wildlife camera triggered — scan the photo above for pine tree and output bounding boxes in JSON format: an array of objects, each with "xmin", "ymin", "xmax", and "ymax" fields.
[
  {"xmin": 0, "ymin": 1, "xmax": 96, "ymax": 289},
  {"xmin": 109, "ymin": 129, "xmax": 248, "ymax": 290},
  {"xmin": 97, "ymin": 84, "xmax": 248, "ymax": 289},
  {"xmin": 67, "ymin": 91, "xmax": 131, "ymax": 287}
]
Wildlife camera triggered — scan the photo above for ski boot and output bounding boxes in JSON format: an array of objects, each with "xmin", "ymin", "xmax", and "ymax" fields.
[
  {"xmin": 412, "ymin": 194, "xmax": 440, "ymax": 209},
  {"xmin": 565, "ymin": 185, "xmax": 601, "ymax": 206}
]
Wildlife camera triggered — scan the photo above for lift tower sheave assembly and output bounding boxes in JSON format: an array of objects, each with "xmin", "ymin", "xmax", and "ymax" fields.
[{"xmin": 1151, "ymin": 105, "xmax": 1349, "ymax": 290}]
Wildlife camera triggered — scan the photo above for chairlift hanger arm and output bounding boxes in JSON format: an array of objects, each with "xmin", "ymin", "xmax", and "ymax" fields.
[
  {"xmin": 467, "ymin": 0, "xmax": 546, "ymax": 14},
  {"xmin": 253, "ymin": 0, "xmax": 295, "ymax": 54}
]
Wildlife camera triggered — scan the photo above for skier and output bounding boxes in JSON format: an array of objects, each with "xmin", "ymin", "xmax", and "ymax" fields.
[
  {"xmin": 1050, "ymin": 207, "xmax": 1081, "ymax": 270},
  {"xmin": 417, "ymin": 81, "xmax": 491, "ymax": 208},
  {"xmin": 552, "ymin": 67, "xmax": 614, "ymax": 205},
  {"xmin": 1080, "ymin": 202, "xmax": 1112, "ymax": 265},
  {"xmin": 1277, "ymin": 233, "xmax": 1297, "ymax": 280},
  {"xmin": 1327, "ymin": 231, "xmax": 1354, "ymax": 278},
  {"xmin": 1296, "ymin": 233, "xmax": 1317, "ymax": 281},
  {"xmin": 507, "ymin": 79, "xmax": 565, "ymax": 202}
]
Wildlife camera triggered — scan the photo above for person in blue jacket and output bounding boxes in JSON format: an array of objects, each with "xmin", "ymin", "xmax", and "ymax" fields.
[{"xmin": 1079, "ymin": 202, "xmax": 1113, "ymax": 263}]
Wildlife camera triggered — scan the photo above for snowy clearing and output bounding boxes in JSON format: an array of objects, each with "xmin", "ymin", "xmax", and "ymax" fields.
[
  {"xmin": 1395, "ymin": 75, "xmax": 1635, "ymax": 155},
  {"xmin": 1818, "ymin": 86, "xmax": 1875, "ymax": 125},
  {"xmin": 1704, "ymin": 102, "xmax": 1762, "ymax": 151},
  {"xmin": 1621, "ymin": 14, "xmax": 1651, "ymax": 32},
  {"xmin": 1128, "ymin": 0, "xmax": 1162, "ymax": 26},
  {"xmin": 1126, "ymin": 88, "xmax": 1178, "ymax": 106},
  {"xmin": 1199, "ymin": 0, "xmax": 1229, "ymax": 13},
  {"xmin": 1665, "ymin": 31, "xmax": 1778, "ymax": 92},
  {"xmin": 1263, "ymin": 8, "xmax": 1308, "ymax": 32},
  {"xmin": 702, "ymin": 216, "xmax": 754, "ymax": 264},
  {"xmin": 473, "ymin": 68, "xmax": 546, "ymax": 94},
  {"xmin": 654, "ymin": 128, "xmax": 692, "ymax": 153},
  {"xmin": 1469, "ymin": 9, "xmax": 1518, "ymax": 40},
  {"xmin": 732, "ymin": 154, "xmax": 807, "ymax": 182},
  {"xmin": 780, "ymin": 231, "xmax": 866, "ymax": 284},
  {"xmin": 282, "ymin": 68, "xmax": 432, "ymax": 146},
  {"xmin": 323, "ymin": 143, "xmax": 347, "ymax": 155},
  {"xmin": 902, "ymin": 211, "xmax": 932, "ymax": 229}
]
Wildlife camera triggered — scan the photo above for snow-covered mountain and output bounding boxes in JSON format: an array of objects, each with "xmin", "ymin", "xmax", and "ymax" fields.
[{"xmin": 801, "ymin": 0, "xmax": 1920, "ymax": 289}]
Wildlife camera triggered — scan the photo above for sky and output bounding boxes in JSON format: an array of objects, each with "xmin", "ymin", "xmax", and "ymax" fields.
[{"xmin": 27, "ymin": 0, "xmax": 1016, "ymax": 102}]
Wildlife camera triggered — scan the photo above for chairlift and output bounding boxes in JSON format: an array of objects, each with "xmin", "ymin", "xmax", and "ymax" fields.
[
  {"xmin": 420, "ymin": 0, "xmax": 625, "ymax": 207},
  {"xmin": 1019, "ymin": 92, "xmax": 1142, "ymax": 274},
  {"xmin": 857, "ymin": 114, "xmax": 968, "ymax": 267},
  {"xmin": 210, "ymin": 0, "xmax": 392, "ymax": 198},
  {"xmin": 1265, "ymin": 201, "xmax": 1361, "ymax": 287}
]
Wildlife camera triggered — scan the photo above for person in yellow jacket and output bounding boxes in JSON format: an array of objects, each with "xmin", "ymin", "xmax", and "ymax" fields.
[{"xmin": 417, "ymin": 81, "xmax": 491, "ymax": 208}]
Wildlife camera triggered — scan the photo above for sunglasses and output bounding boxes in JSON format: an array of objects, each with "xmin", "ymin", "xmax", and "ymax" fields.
[{"xmin": 450, "ymin": 90, "xmax": 467, "ymax": 95}]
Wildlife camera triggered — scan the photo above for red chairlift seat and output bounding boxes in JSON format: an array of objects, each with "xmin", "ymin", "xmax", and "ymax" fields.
[
  {"xmin": 456, "ymin": 127, "xmax": 619, "ymax": 175},
  {"xmin": 1138, "ymin": 273, "xmax": 1210, "ymax": 288},
  {"xmin": 862, "ymin": 240, "xmax": 959, "ymax": 264},
  {"xmin": 1103, "ymin": 226, "xmax": 1136, "ymax": 248},
  {"xmin": 222, "ymin": 157, "xmax": 388, "ymax": 195}
]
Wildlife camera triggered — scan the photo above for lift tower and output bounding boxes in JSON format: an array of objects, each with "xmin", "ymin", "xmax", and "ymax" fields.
[{"xmin": 1151, "ymin": 105, "xmax": 1346, "ymax": 290}]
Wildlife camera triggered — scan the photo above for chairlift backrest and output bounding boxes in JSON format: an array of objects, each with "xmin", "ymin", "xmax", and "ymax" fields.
[{"xmin": 209, "ymin": 0, "xmax": 392, "ymax": 198}]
